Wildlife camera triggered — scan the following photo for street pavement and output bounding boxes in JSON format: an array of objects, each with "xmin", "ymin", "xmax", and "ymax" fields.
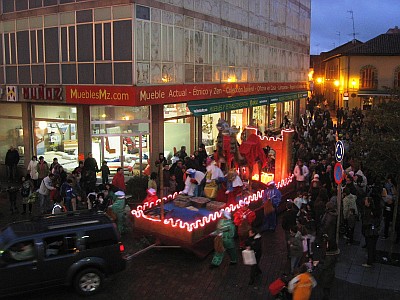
[{"xmin": 0, "ymin": 180, "xmax": 400, "ymax": 300}]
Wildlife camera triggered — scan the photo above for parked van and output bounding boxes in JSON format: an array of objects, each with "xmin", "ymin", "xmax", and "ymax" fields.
[{"xmin": 0, "ymin": 211, "xmax": 126, "ymax": 297}]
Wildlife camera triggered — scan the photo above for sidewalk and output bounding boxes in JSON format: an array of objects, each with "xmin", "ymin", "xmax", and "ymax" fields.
[{"xmin": 335, "ymin": 219, "xmax": 400, "ymax": 291}]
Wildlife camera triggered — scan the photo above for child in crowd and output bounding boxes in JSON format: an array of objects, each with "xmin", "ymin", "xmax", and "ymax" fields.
[
  {"xmin": 21, "ymin": 175, "xmax": 34, "ymax": 215},
  {"xmin": 101, "ymin": 161, "xmax": 110, "ymax": 185},
  {"xmin": 169, "ymin": 174, "xmax": 177, "ymax": 194}
]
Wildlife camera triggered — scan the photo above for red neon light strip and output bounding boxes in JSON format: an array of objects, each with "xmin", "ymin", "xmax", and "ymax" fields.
[{"xmin": 131, "ymin": 176, "xmax": 293, "ymax": 232}]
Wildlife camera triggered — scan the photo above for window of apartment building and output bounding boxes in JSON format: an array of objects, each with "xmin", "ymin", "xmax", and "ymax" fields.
[{"xmin": 360, "ymin": 65, "xmax": 377, "ymax": 89}]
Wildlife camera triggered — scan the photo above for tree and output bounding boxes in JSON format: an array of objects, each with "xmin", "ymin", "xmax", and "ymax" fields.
[{"xmin": 350, "ymin": 100, "xmax": 400, "ymax": 259}]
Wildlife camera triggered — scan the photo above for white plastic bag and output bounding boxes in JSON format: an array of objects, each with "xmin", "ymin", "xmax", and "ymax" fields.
[{"xmin": 242, "ymin": 249, "xmax": 257, "ymax": 265}]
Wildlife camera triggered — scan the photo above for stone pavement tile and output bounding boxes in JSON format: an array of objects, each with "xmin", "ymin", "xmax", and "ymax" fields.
[
  {"xmin": 377, "ymin": 264, "xmax": 400, "ymax": 291},
  {"xmin": 360, "ymin": 266, "xmax": 380, "ymax": 287}
]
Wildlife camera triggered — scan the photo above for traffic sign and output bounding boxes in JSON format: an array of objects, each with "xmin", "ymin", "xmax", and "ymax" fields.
[
  {"xmin": 335, "ymin": 140, "xmax": 344, "ymax": 162},
  {"xmin": 334, "ymin": 162, "xmax": 344, "ymax": 184}
]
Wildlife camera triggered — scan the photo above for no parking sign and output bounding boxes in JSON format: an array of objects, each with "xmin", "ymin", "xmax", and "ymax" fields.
[{"xmin": 334, "ymin": 162, "xmax": 344, "ymax": 184}]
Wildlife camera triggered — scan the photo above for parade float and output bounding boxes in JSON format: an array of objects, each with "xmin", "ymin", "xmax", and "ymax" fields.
[{"xmin": 131, "ymin": 122, "xmax": 295, "ymax": 257}]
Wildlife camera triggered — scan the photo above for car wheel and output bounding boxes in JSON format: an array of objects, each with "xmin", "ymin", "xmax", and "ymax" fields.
[{"xmin": 74, "ymin": 268, "xmax": 104, "ymax": 296}]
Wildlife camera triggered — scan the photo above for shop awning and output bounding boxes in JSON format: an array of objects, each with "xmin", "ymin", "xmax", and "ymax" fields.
[
  {"xmin": 357, "ymin": 90, "xmax": 392, "ymax": 97},
  {"xmin": 187, "ymin": 91, "xmax": 307, "ymax": 116}
]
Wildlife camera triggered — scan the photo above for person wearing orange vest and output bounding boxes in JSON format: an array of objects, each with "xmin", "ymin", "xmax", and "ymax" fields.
[{"xmin": 288, "ymin": 264, "xmax": 317, "ymax": 300}]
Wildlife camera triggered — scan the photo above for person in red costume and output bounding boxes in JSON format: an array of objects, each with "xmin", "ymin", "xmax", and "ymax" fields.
[
  {"xmin": 234, "ymin": 201, "xmax": 256, "ymax": 249},
  {"xmin": 143, "ymin": 188, "xmax": 158, "ymax": 205},
  {"xmin": 112, "ymin": 167, "xmax": 126, "ymax": 191}
]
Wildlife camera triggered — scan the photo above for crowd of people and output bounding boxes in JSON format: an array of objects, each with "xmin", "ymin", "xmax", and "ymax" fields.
[{"xmin": 3, "ymin": 152, "xmax": 130, "ymax": 233}]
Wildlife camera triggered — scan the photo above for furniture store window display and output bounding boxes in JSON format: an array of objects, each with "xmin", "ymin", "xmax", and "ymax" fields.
[
  {"xmin": 90, "ymin": 106, "xmax": 151, "ymax": 176},
  {"xmin": 164, "ymin": 103, "xmax": 193, "ymax": 161},
  {"xmin": 33, "ymin": 105, "xmax": 78, "ymax": 172},
  {"xmin": 0, "ymin": 103, "xmax": 24, "ymax": 166}
]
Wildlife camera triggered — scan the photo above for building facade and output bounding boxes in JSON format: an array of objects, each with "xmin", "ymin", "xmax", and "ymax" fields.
[
  {"xmin": 311, "ymin": 27, "xmax": 400, "ymax": 111},
  {"xmin": 0, "ymin": 0, "xmax": 310, "ymax": 177}
]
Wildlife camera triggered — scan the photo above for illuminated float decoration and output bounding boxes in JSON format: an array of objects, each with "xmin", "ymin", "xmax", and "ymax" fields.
[{"xmin": 131, "ymin": 128, "xmax": 294, "ymax": 251}]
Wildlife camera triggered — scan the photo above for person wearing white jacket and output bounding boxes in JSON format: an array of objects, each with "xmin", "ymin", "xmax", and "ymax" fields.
[
  {"xmin": 27, "ymin": 155, "xmax": 39, "ymax": 188},
  {"xmin": 183, "ymin": 168, "xmax": 205, "ymax": 196},
  {"xmin": 293, "ymin": 159, "xmax": 309, "ymax": 192}
]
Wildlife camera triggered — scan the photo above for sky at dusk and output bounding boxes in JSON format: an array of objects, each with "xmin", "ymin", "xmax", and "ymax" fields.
[{"xmin": 310, "ymin": 0, "xmax": 400, "ymax": 54}]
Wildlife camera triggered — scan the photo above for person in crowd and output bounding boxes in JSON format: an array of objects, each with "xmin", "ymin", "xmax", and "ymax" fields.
[
  {"xmin": 261, "ymin": 181, "xmax": 282, "ymax": 232},
  {"xmin": 60, "ymin": 178, "xmax": 79, "ymax": 211},
  {"xmin": 112, "ymin": 167, "xmax": 126, "ymax": 192},
  {"xmin": 143, "ymin": 188, "xmax": 158, "ymax": 206},
  {"xmin": 293, "ymin": 159, "xmax": 309, "ymax": 192},
  {"xmin": 361, "ymin": 197, "xmax": 381, "ymax": 267},
  {"xmin": 50, "ymin": 157, "xmax": 63, "ymax": 176},
  {"xmin": 320, "ymin": 202, "xmax": 338, "ymax": 252},
  {"xmin": 182, "ymin": 168, "xmax": 205, "ymax": 197},
  {"xmin": 100, "ymin": 160, "xmax": 110, "ymax": 186},
  {"xmin": 51, "ymin": 197, "xmax": 64, "ymax": 214},
  {"xmin": 195, "ymin": 143, "xmax": 208, "ymax": 172},
  {"xmin": 83, "ymin": 152, "xmax": 99, "ymax": 191},
  {"xmin": 224, "ymin": 169, "xmax": 244, "ymax": 206},
  {"xmin": 245, "ymin": 228, "xmax": 262, "ymax": 285},
  {"xmin": 176, "ymin": 145, "xmax": 188, "ymax": 160},
  {"xmin": 169, "ymin": 174, "xmax": 177, "ymax": 194},
  {"xmin": 342, "ymin": 187, "xmax": 358, "ymax": 239},
  {"xmin": 21, "ymin": 174, "xmax": 34, "ymax": 215},
  {"xmin": 111, "ymin": 191, "xmax": 127, "ymax": 233},
  {"xmin": 233, "ymin": 201, "xmax": 256, "ymax": 249},
  {"xmin": 148, "ymin": 172, "xmax": 158, "ymax": 191},
  {"xmin": 346, "ymin": 208, "xmax": 357, "ymax": 245},
  {"xmin": 37, "ymin": 156, "xmax": 49, "ymax": 187},
  {"xmin": 288, "ymin": 226, "xmax": 304, "ymax": 274},
  {"xmin": 316, "ymin": 249, "xmax": 338, "ymax": 300},
  {"xmin": 27, "ymin": 155, "xmax": 39, "ymax": 188},
  {"xmin": 5, "ymin": 146, "xmax": 20, "ymax": 182},
  {"xmin": 73, "ymin": 161, "xmax": 84, "ymax": 179},
  {"xmin": 6, "ymin": 185, "xmax": 19, "ymax": 214},
  {"xmin": 210, "ymin": 210, "xmax": 237, "ymax": 268},
  {"xmin": 155, "ymin": 152, "xmax": 168, "ymax": 169},
  {"xmin": 38, "ymin": 173, "xmax": 56, "ymax": 214},
  {"xmin": 161, "ymin": 164, "xmax": 171, "ymax": 196},
  {"xmin": 282, "ymin": 201, "xmax": 299, "ymax": 258},
  {"xmin": 173, "ymin": 160, "xmax": 185, "ymax": 192}
]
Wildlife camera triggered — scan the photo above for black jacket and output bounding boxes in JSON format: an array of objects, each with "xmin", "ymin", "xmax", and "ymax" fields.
[
  {"xmin": 245, "ymin": 233, "xmax": 262, "ymax": 261},
  {"xmin": 282, "ymin": 208, "xmax": 298, "ymax": 231}
]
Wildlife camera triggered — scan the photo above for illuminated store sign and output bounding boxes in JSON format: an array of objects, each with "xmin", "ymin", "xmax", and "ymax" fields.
[{"xmin": 66, "ymin": 82, "xmax": 307, "ymax": 107}]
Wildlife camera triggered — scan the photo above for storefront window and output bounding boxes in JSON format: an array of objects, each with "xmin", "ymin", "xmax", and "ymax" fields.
[
  {"xmin": 35, "ymin": 105, "xmax": 77, "ymax": 120},
  {"xmin": 252, "ymin": 105, "xmax": 267, "ymax": 135},
  {"xmin": 0, "ymin": 103, "xmax": 24, "ymax": 165},
  {"xmin": 268, "ymin": 103, "xmax": 277, "ymax": 129},
  {"xmin": 90, "ymin": 106, "xmax": 150, "ymax": 176},
  {"xmin": 284, "ymin": 101, "xmax": 294, "ymax": 124},
  {"xmin": 231, "ymin": 109, "xmax": 247, "ymax": 143},
  {"xmin": 91, "ymin": 106, "xmax": 149, "ymax": 121},
  {"xmin": 34, "ymin": 105, "xmax": 78, "ymax": 172},
  {"xmin": 201, "ymin": 113, "xmax": 220, "ymax": 154},
  {"xmin": 164, "ymin": 116, "xmax": 192, "ymax": 160}
]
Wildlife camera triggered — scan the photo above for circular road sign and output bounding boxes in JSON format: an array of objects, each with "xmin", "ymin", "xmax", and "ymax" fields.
[
  {"xmin": 335, "ymin": 140, "xmax": 345, "ymax": 162},
  {"xmin": 334, "ymin": 162, "xmax": 344, "ymax": 185}
]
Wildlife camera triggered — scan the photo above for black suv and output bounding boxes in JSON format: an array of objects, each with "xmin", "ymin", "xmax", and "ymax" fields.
[{"xmin": 0, "ymin": 211, "xmax": 126, "ymax": 297}]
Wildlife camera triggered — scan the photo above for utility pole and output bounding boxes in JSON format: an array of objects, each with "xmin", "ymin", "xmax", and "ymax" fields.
[{"xmin": 336, "ymin": 31, "xmax": 341, "ymax": 46}]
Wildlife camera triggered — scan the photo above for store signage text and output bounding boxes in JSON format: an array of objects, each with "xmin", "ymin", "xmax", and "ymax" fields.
[
  {"xmin": 22, "ymin": 86, "xmax": 63, "ymax": 101},
  {"xmin": 137, "ymin": 82, "xmax": 307, "ymax": 105},
  {"xmin": 65, "ymin": 82, "xmax": 307, "ymax": 106},
  {"xmin": 66, "ymin": 85, "xmax": 135, "ymax": 106}
]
